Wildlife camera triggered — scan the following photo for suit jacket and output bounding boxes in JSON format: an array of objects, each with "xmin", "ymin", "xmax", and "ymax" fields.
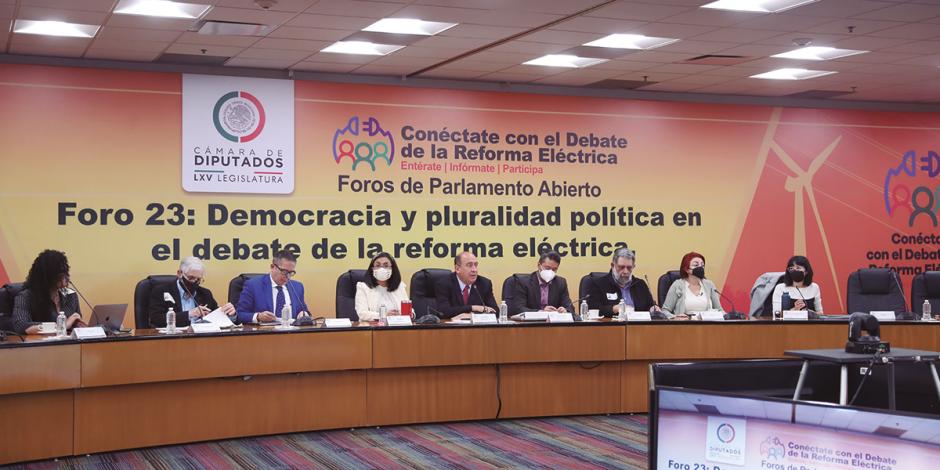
[
  {"xmin": 508, "ymin": 272, "xmax": 574, "ymax": 315},
  {"xmin": 148, "ymin": 279, "xmax": 220, "ymax": 328},
  {"xmin": 584, "ymin": 273, "xmax": 655, "ymax": 317},
  {"xmin": 236, "ymin": 274, "xmax": 306, "ymax": 323},
  {"xmin": 434, "ymin": 273, "xmax": 498, "ymax": 319}
]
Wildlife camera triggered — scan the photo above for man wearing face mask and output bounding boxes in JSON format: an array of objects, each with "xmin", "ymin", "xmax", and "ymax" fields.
[
  {"xmin": 148, "ymin": 256, "xmax": 235, "ymax": 328},
  {"xmin": 585, "ymin": 247, "xmax": 656, "ymax": 318},
  {"xmin": 508, "ymin": 251, "xmax": 574, "ymax": 315}
]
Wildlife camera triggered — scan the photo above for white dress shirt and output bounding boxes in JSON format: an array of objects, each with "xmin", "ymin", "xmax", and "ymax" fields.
[{"xmin": 355, "ymin": 281, "xmax": 409, "ymax": 321}]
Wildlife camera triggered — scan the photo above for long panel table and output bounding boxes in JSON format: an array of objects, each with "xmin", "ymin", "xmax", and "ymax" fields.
[{"xmin": 1, "ymin": 319, "xmax": 938, "ymax": 465}]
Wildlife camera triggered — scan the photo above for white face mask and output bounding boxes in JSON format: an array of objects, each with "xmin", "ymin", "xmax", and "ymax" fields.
[
  {"xmin": 373, "ymin": 267, "xmax": 392, "ymax": 282},
  {"xmin": 539, "ymin": 269, "xmax": 556, "ymax": 283}
]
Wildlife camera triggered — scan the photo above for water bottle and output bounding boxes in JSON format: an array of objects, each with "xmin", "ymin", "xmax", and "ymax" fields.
[
  {"xmin": 499, "ymin": 301, "xmax": 508, "ymax": 323},
  {"xmin": 580, "ymin": 299, "xmax": 589, "ymax": 321},
  {"xmin": 618, "ymin": 298, "xmax": 627, "ymax": 321},
  {"xmin": 923, "ymin": 299, "xmax": 932, "ymax": 321},
  {"xmin": 378, "ymin": 304, "xmax": 387, "ymax": 320},
  {"xmin": 281, "ymin": 304, "xmax": 291, "ymax": 327},
  {"xmin": 781, "ymin": 292, "xmax": 791, "ymax": 311},
  {"xmin": 166, "ymin": 308, "xmax": 176, "ymax": 334},
  {"xmin": 55, "ymin": 311, "xmax": 67, "ymax": 337}
]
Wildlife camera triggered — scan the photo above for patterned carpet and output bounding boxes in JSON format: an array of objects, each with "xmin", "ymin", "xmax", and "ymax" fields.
[{"xmin": 13, "ymin": 414, "xmax": 649, "ymax": 469}]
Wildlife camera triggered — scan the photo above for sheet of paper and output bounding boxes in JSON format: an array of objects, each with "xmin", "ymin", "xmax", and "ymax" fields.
[{"xmin": 203, "ymin": 308, "xmax": 235, "ymax": 328}]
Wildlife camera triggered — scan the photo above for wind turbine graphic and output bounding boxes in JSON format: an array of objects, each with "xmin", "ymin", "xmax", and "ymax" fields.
[{"xmin": 770, "ymin": 136, "xmax": 844, "ymax": 312}]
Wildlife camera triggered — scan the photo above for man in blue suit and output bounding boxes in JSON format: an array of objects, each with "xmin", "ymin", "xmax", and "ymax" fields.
[{"xmin": 236, "ymin": 250, "xmax": 309, "ymax": 323}]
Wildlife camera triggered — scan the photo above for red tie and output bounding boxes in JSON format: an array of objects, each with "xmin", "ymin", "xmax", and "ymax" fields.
[{"xmin": 462, "ymin": 284, "xmax": 470, "ymax": 305}]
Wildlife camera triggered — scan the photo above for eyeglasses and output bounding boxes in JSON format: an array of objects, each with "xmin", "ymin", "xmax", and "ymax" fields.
[{"xmin": 273, "ymin": 265, "xmax": 296, "ymax": 277}]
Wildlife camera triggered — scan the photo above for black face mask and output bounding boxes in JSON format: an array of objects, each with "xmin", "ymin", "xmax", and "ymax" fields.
[
  {"xmin": 789, "ymin": 270, "xmax": 806, "ymax": 283},
  {"xmin": 691, "ymin": 266, "xmax": 705, "ymax": 279},
  {"xmin": 181, "ymin": 277, "xmax": 200, "ymax": 293}
]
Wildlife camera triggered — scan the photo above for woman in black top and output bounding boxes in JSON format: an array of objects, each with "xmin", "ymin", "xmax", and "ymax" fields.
[{"xmin": 12, "ymin": 250, "xmax": 85, "ymax": 335}]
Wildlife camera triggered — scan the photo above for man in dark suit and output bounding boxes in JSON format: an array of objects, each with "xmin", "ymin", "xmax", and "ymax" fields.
[
  {"xmin": 508, "ymin": 251, "xmax": 574, "ymax": 315},
  {"xmin": 236, "ymin": 250, "xmax": 309, "ymax": 323},
  {"xmin": 149, "ymin": 257, "xmax": 235, "ymax": 328},
  {"xmin": 585, "ymin": 247, "xmax": 656, "ymax": 317},
  {"xmin": 434, "ymin": 251, "xmax": 498, "ymax": 319}
]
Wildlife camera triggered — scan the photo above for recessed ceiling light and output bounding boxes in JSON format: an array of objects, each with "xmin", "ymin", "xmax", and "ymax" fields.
[
  {"xmin": 114, "ymin": 0, "xmax": 211, "ymax": 19},
  {"xmin": 321, "ymin": 41, "xmax": 404, "ymax": 56},
  {"xmin": 13, "ymin": 19, "xmax": 100, "ymax": 38},
  {"xmin": 751, "ymin": 68, "xmax": 836, "ymax": 80},
  {"xmin": 523, "ymin": 54, "xmax": 608, "ymax": 68},
  {"xmin": 363, "ymin": 18, "xmax": 458, "ymax": 36},
  {"xmin": 701, "ymin": 0, "xmax": 819, "ymax": 13},
  {"xmin": 772, "ymin": 46, "xmax": 868, "ymax": 60},
  {"xmin": 584, "ymin": 34, "xmax": 679, "ymax": 50}
]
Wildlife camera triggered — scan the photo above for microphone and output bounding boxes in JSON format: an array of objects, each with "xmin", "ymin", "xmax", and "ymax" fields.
[
  {"xmin": 575, "ymin": 293, "xmax": 591, "ymax": 304},
  {"xmin": 423, "ymin": 305, "xmax": 449, "ymax": 323},
  {"xmin": 1, "ymin": 329, "xmax": 24, "ymax": 342},
  {"xmin": 713, "ymin": 287, "xmax": 746, "ymax": 320},
  {"xmin": 469, "ymin": 283, "xmax": 495, "ymax": 313},
  {"xmin": 891, "ymin": 271, "xmax": 908, "ymax": 313},
  {"xmin": 283, "ymin": 273, "xmax": 313, "ymax": 326},
  {"xmin": 68, "ymin": 280, "xmax": 104, "ymax": 332}
]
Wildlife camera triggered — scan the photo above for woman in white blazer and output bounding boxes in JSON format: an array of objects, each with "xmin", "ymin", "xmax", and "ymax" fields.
[{"xmin": 355, "ymin": 252, "xmax": 409, "ymax": 321}]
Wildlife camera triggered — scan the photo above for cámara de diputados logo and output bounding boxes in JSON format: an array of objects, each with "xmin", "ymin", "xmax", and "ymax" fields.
[
  {"xmin": 213, "ymin": 91, "xmax": 266, "ymax": 143},
  {"xmin": 182, "ymin": 74, "xmax": 294, "ymax": 194}
]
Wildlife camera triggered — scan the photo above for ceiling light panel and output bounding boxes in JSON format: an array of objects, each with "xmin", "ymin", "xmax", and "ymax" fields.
[
  {"xmin": 363, "ymin": 18, "xmax": 458, "ymax": 36},
  {"xmin": 114, "ymin": 0, "xmax": 211, "ymax": 19},
  {"xmin": 13, "ymin": 20, "xmax": 100, "ymax": 38}
]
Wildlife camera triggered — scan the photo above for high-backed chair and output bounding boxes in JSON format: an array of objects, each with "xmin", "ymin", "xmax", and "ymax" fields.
[
  {"xmin": 911, "ymin": 271, "xmax": 940, "ymax": 315},
  {"xmin": 335, "ymin": 269, "xmax": 369, "ymax": 320},
  {"xmin": 409, "ymin": 268, "xmax": 452, "ymax": 318},
  {"xmin": 133, "ymin": 275, "xmax": 177, "ymax": 329},
  {"xmin": 657, "ymin": 270, "xmax": 682, "ymax": 307},
  {"xmin": 0, "ymin": 282, "xmax": 25, "ymax": 333},
  {"xmin": 228, "ymin": 273, "xmax": 266, "ymax": 306},
  {"xmin": 578, "ymin": 272, "xmax": 609, "ymax": 304},
  {"xmin": 501, "ymin": 273, "xmax": 528, "ymax": 304},
  {"xmin": 749, "ymin": 272, "xmax": 785, "ymax": 318},
  {"xmin": 846, "ymin": 268, "xmax": 906, "ymax": 313}
]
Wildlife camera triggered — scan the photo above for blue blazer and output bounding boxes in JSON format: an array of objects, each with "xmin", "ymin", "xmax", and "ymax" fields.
[{"xmin": 236, "ymin": 274, "xmax": 306, "ymax": 323}]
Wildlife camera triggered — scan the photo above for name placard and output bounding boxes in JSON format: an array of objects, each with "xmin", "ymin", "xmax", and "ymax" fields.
[
  {"xmin": 870, "ymin": 311, "xmax": 896, "ymax": 322},
  {"xmin": 471, "ymin": 313, "xmax": 498, "ymax": 324},
  {"xmin": 191, "ymin": 323, "xmax": 222, "ymax": 334},
  {"xmin": 385, "ymin": 316, "xmax": 413, "ymax": 326},
  {"xmin": 783, "ymin": 310, "xmax": 809, "ymax": 321},
  {"xmin": 626, "ymin": 311, "xmax": 653, "ymax": 322},
  {"xmin": 699, "ymin": 311, "xmax": 725, "ymax": 321},
  {"xmin": 73, "ymin": 327, "xmax": 107, "ymax": 339},
  {"xmin": 548, "ymin": 312, "xmax": 574, "ymax": 323},
  {"xmin": 325, "ymin": 318, "xmax": 353, "ymax": 328}
]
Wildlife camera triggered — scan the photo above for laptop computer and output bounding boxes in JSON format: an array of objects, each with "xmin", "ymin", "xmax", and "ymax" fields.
[{"xmin": 88, "ymin": 304, "xmax": 128, "ymax": 332}]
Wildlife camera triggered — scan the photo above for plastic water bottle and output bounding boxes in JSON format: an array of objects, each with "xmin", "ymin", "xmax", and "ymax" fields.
[
  {"xmin": 55, "ymin": 311, "xmax": 67, "ymax": 337},
  {"xmin": 378, "ymin": 304, "xmax": 387, "ymax": 320},
  {"xmin": 281, "ymin": 304, "xmax": 291, "ymax": 327},
  {"xmin": 618, "ymin": 298, "xmax": 627, "ymax": 321},
  {"xmin": 580, "ymin": 299, "xmax": 589, "ymax": 321},
  {"xmin": 781, "ymin": 292, "xmax": 791, "ymax": 311},
  {"xmin": 923, "ymin": 300, "xmax": 932, "ymax": 321},
  {"xmin": 499, "ymin": 301, "xmax": 508, "ymax": 323},
  {"xmin": 166, "ymin": 308, "xmax": 176, "ymax": 334}
]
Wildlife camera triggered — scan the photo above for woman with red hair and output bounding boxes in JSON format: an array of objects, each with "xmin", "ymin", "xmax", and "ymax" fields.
[{"xmin": 662, "ymin": 251, "xmax": 723, "ymax": 318}]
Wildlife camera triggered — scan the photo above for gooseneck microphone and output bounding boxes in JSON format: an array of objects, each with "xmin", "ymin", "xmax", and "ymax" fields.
[
  {"xmin": 68, "ymin": 280, "xmax": 104, "ymax": 331},
  {"xmin": 891, "ymin": 271, "xmax": 908, "ymax": 313},
  {"xmin": 283, "ymin": 273, "xmax": 313, "ymax": 326},
  {"xmin": 713, "ymin": 287, "xmax": 745, "ymax": 320}
]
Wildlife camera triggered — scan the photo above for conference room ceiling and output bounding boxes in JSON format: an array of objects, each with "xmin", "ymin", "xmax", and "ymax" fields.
[{"xmin": 2, "ymin": 0, "xmax": 940, "ymax": 103}]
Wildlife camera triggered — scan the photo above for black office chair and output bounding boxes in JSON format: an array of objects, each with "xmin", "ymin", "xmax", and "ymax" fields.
[
  {"xmin": 133, "ymin": 275, "xmax": 177, "ymax": 329},
  {"xmin": 911, "ymin": 271, "xmax": 940, "ymax": 315},
  {"xmin": 657, "ymin": 270, "xmax": 682, "ymax": 307},
  {"xmin": 335, "ymin": 269, "xmax": 369, "ymax": 321},
  {"xmin": 578, "ymin": 272, "xmax": 608, "ymax": 304},
  {"xmin": 409, "ymin": 268, "xmax": 452, "ymax": 318},
  {"xmin": 846, "ymin": 268, "xmax": 906, "ymax": 313},
  {"xmin": 0, "ymin": 282, "xmax": 25, "ymax": 333},
  {"xmin": 501, "ymin": 273, "xmax": 529, "ymax": 310},
  {"xmin": 228, "ymin": 273, "xmax": 266, "ymax": 306}
]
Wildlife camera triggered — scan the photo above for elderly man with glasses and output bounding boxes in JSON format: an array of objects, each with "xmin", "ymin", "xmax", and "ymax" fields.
[
  {"xmin": 236, "ymin": 250, "xmax": 309, "ymax": 324},
  {"xmin": 149, "ymin": 256, "xmax": 236, "ymax": 328}
]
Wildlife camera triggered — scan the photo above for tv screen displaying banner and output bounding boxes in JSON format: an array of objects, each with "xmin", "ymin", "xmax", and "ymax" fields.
[{"xmin": 653, "ymin": 387, "xmax": 940, "ymax": 470}]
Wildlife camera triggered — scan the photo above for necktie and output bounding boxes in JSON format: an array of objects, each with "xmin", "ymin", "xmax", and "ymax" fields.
[
  {"xmin": 462, "ymin": 284, "xmax": 470, "ymax": 305},
  {"xmin": 275, "ymin": 285, "xmax": 286, "ymax": 315}
]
